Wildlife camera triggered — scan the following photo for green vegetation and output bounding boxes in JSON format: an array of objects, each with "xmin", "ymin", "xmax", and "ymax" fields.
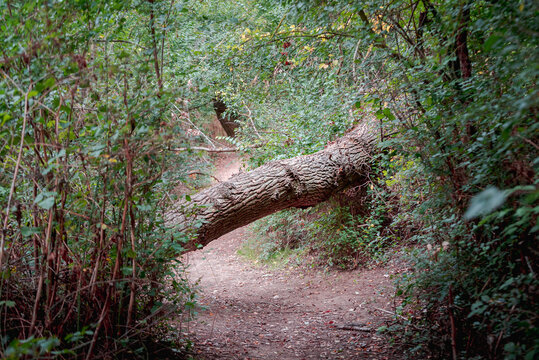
[
  {"xmin": 247, "ymin": 178, "xmax": 396, "ymax": 270},
  {"xmin": 1, "ymin": 0, "xmax": 537, "ymax": 358},
  {"xmin": 0, "ymin": 1, "xmax": 203, "ymax": 357},
  {"xmin": 238, "ymin": 229, "xmax": 304, "ymax": 269},
  {"xmin": 221, "ymin": 1, "xmax": 538, "ymax": 358}
]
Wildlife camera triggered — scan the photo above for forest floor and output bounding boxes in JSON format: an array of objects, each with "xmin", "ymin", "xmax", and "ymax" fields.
[{"xmin": 178, "ymin": 154, "xmax": 406, "ymax": 359}]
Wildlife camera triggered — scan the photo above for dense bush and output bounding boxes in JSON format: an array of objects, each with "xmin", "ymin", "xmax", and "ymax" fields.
[
  {"xmin": 249, "ymin": 176, "xmax": 396, "ymax": 270},
  {"xmin": 221, "ymin": 0, "xmax": 538, "ymax": 358},
  {"xmin": 377, "ymin": 1, "xmax": 538, "ymax": 358},
  {"xmin": 0, "ymin": 1, "xmax": 205, "ymax": 357}
]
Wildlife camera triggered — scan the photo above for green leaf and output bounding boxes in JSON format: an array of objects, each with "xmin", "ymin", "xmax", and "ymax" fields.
[
  {"xmin": 0, "ymin": 300, "xmax": 15, "ymax": 307},
  {"xmin": 464, "ymin": 187, "xmax": 507, "ymax": 220},
  {"xmin": 525, "ymin": 349, "xmax": 537, "ymax": 360},
  {"xmin": 35, "ymin": 78, "xmax": 56, "ymax": 93},
  {"xmin": 377, "ymin": 139, "xmax": 397, "ymax": 148},
  {"xmin": 504, "ymin": 342, "xmax": 516, "ymax": 353},
  {"xmin": 37, "ymin": 197, "xmax": 55, "ymax": 210},
  {"xmin": 126, "ymin": 249, "xmax": 136, "ymax": 259},
  {"xmin": 137, "ymin": 204, "xmax": 152, "ymax": 211},
  {"xmin": 383, "ymin": 108, "xmax": 395, "ymax": 120},
  {"xmin": 42, "ymin": 77, "xmax": 55, "ymax": 89},
  {"xmin": 484, "ymin": 35, "xmax": 502, "ymax": 51},
  {"xmin": 38, "ymin": 337, "xmax": 60, "ymax": 352},
  {"xmin": 21, "ymin": 226, "xmax": 41, "ymax": 237},
  {"xmin": 117, "ymin": 50, "xmax": 130, "ymax": 59}
]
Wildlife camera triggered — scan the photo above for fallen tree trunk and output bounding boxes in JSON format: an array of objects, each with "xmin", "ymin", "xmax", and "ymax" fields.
[{"xmin": 167, "ymin": 122, "xmax": 377, "ymax": 251}]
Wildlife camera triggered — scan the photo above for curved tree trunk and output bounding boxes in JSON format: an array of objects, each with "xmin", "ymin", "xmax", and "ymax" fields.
[{"xmin": 167, "ymin": 123, "xmax": 378, "ymax": 251}]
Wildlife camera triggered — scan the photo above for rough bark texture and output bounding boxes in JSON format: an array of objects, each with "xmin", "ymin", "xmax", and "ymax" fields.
[
  {"xmin": 213, "ymin": 99, "xmax": 240, "ymax": 137},
  {"xmin": 456, "ymin": 5, "xmax": 472, "ymax": 79},
  {"xmin": 167, "ymin": 123, "xmax": 377, "ymax": 251}
]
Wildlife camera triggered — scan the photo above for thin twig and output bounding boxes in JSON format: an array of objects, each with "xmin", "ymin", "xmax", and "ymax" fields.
[
  {"xmin": 171, "ymin": 143, "xmax": 264, "ymax": 153},
  {"xmin": 149, "ymin": 0, "xmax": 163, "ymax": 93},
  {"xmin": 94, "ymin": 39, "xmax": 148, "ymax": 50},
  {"xmin": 172, "ymin": 103, "xmax": 217, "ymax": 148},
  {"xmin": 373, "ymin": 307, "xmax": 406, "ymax": 320},
  {"xmin": 188, "ymin": 171, "xmax": 221, "ymax": 183},
  {"xmin": 352, "ymin": 38, "xmax": 362, "ymax": 81},
  {"xmin": 0, "ymin": 80, "xmax": 31, "ymax": 275},
  {"xmin": 448, "ymin": 285, "xmax": 458, "ymax": 360},
  {"xmin": 242, "ymin": 100, "xmax": 262, "ymax": 140},
  {"xmin": 517, "ymin": 135, "xmax": 539, "ymax": 150}
]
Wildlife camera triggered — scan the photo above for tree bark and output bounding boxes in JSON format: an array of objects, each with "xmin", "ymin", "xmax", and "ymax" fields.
[
  {"xmin": 456, "ymin": 4, "xmax": 471, "ymax": 79},
  {"xmin": 213, "ymin": 99, "xmax": 240, "ymax": 137},
  {"xmin": 166, "ymin": 122, "xmax": 377, "ymax": 251}
]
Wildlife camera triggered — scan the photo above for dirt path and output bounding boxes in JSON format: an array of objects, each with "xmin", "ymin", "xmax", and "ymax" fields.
[{"xmin": 181, "ymin": 154, "xmax": 403, "ymax": 359}]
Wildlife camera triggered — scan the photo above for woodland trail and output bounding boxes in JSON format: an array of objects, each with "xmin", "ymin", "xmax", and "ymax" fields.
[{"xmin": 180, "ymin": 154, "xmax": 404, "ymax": 359}]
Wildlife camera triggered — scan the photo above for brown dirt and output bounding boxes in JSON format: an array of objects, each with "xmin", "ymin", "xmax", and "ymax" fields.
[{"xmin": 179, "ymin": 154, "xmax": 405, "ymax": 360}]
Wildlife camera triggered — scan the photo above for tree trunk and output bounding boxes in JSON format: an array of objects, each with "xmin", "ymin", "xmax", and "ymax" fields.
[
  {"xmin": 456, "ymin": 4, "xmax": 471, "ymax": 79},
  {"xmin": 167, "ymin": 123, "xmax": 377, "ymax": 251},
  {"xmin": 213, "ymin": 99, "xmax": 240, "ymax": 137}
]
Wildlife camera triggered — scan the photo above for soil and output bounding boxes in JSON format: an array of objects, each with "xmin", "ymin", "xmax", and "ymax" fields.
[{"xmin": 179, "ymin": 154, "xmax": 405, "ymax": 360}]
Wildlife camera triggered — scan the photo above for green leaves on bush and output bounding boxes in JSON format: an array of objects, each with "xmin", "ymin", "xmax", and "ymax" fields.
[{"xmin": 464, "ymin": 187, "xmax": 507, "ymax": 220}]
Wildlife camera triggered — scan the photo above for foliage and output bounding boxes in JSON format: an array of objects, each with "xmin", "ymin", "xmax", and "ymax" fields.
[
  {"xmin": 309, "ymin": 202, "xmax": 391, "ymax": 269},
  {"xmin": 1, "ymin": 0, "xmax": 537, "ymax": 358},
  {"xmin": 0, "ymin": 0, "xmax": 203, "ymax": 357},
  {"xmin": 249, "ymin": 177, "xmax": 396, "ymax": 270},
  {"xmin": 209, "ymin": 0, "xmax": 538, "ymax": 358},
  {"xmin": 371, "ymin": 1, "xmax": 538, "ymax": 357}
]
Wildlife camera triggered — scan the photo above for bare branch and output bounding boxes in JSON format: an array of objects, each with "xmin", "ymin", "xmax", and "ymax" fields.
[{"xmin": 171, "ymin": 143, "xmax": 265, "ymax": 153}]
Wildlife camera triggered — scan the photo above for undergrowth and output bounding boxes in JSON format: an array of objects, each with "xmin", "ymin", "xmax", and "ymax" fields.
[
  {"xmin": 245, "ymin": 170, "xmax": 399, "ymax": 271},
  {"xmin": 0, "ymin": 2, "xmax": 206, "ymax": 358}
]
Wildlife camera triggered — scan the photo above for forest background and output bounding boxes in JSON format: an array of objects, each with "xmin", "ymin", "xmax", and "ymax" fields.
[{"xmin": 0, "ymin": 0, "xmax": 537, "ymax": 359}]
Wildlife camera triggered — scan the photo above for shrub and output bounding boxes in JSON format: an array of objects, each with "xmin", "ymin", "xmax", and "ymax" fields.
[{"xmin": 0, "ymin": 1, "xmax": 199, "ymax": 357}]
